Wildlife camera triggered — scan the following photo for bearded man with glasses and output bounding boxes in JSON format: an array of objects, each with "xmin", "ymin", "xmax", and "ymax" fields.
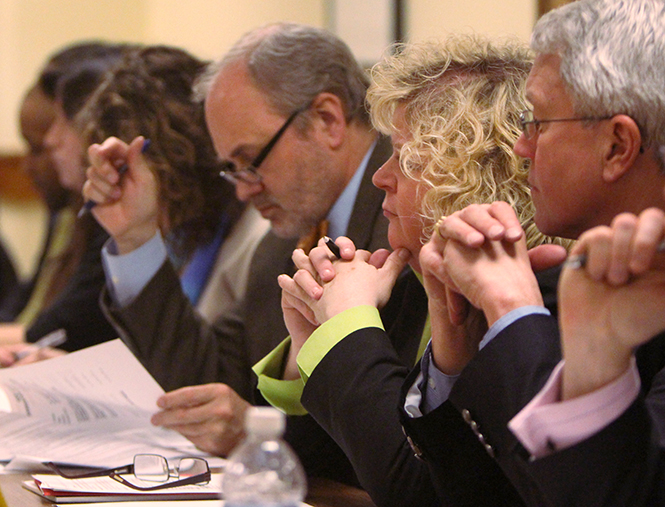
[{"xmin": 83, "ymin": 23, "xmax": 391, "ymax": 488}]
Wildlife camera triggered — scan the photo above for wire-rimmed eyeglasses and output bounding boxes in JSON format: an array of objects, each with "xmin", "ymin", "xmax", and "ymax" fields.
[
  {"xmin": 220, "ymin": 105, "xmax": 308, "ymax": 185},
  {"xmin": 46, "ymin": 454, "xmax": 210, "ymax": 491},
  {"xmin": 519, "ymin": 110, "xmax": 613, "ymax": 140}
]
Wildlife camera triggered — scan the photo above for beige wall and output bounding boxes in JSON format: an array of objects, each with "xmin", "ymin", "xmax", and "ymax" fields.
[
  {"xmin": 0, "ymin": 0, "xmax": 327, "ymax": 154},
  {"xmin": 1, "ymin": 0, "xmax": 535, "ymax": 153},
  {"xmin": 408, "ymin": 0, "xmax": 535, "ymax": 42},
  {"xmin": 0, "ymin": 0, "xmax": 535, "ymax": 276}
]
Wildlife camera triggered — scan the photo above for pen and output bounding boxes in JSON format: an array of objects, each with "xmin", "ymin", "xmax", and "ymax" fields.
[
  {"xmin": 13, "ymin": 328, "xmax": 67, "ymax": 362},
  {"xmin": 565, "ymin": 239, "xmax": 665, "ymax": 269},
  {"xmin": 323, "ymin": 236, "xmax": 341, "ymax": 259},
  {"xmin": 78, "ymin": 138, "xmax": 151, "ymax": 218}
]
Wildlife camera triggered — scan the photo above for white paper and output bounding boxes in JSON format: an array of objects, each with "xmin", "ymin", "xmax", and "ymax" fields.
[
  {"xmin": 56, "ymin": 503, "xmax": 221, "ymax": 507},
  {"xmin": 0, "ymin": 340, "xmax": 206, "ymax": 469},
  {"xmin": 54, "ymin": 502, "xmax": 312, "ymax": 506}
]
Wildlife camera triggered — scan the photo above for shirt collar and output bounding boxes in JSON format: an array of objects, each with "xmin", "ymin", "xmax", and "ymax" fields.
[{"xmin": 326, "ymin": 139, "xmax": 378, "ymax": 239}]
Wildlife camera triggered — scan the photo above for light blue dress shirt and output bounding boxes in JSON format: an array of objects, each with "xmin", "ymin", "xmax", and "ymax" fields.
[{"xmin": 405, "ymin": 305, "xmax": 552, "ymax": 417}]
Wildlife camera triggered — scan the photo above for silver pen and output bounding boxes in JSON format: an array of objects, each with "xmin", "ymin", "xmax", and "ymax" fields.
[
  {"xmin": 13, "ymin": 328, "xmax": 67, "ymax": 361},
  {"xmin": 565, "ymin": 239, "xmax": 665, "ymax": 269}
]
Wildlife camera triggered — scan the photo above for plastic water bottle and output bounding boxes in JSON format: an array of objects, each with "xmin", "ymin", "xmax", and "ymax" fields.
[{"xmin": 223, "ymin": 406, "xmax": 307, "ymax": 507}]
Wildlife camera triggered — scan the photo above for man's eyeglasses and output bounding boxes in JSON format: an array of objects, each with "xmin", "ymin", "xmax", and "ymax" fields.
[
  {"xmin": 46, "ymin": 454, "xmax": 210, "ymax": 491},
  {"xmin": 220, "ymin": 105, "xmax": 308, "ymax": 185},
  {"xmin": 519, "ymin": 110, "xmax": 613, "ymax": 140}
]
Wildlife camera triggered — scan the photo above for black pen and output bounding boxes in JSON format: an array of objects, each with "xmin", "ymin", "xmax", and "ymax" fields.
[
  {"xmin": 323, "ymin": 236, "xmax": 341, "ymax": 259},
  {"xmin": 78, "ymin": 138, "xmax": 151, "ymax": 218},
  {"xmin": 566, "ymin": 239, "xmax": 665, "ymax": 269}
]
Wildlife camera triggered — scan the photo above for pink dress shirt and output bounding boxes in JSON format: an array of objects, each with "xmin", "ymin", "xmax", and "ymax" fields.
[{"xmin": 509, "ymin": 357, "xmax": 641, "ymax": 459}]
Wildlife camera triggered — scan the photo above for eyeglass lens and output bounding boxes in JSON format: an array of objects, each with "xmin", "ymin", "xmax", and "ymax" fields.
[
  {"xmin": 133, "ymin": 454, "xmax": 210, "ymax": 484},
  {"xmin": 134, "ymin": 454, "xmax": 170, "ymax": 482}
]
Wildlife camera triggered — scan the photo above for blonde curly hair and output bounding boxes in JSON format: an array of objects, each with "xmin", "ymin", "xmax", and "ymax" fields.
[{"xmin": 367, "ymin": 34, "xmax": 569, "ymax": 249}]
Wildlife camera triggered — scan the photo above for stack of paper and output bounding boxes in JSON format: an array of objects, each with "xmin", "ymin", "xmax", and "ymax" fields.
[
  {"xmin": 0, "ymin": 339, "xmax": 207, "ymax": 469},
  {"xmin": 22, "ymin": 473, "xmax": 223, "ymax": 503}
]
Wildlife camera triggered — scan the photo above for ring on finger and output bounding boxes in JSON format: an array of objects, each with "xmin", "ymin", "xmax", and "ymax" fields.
[{"xmin": 436, "ymin": 216, "xmax": 447, "ymax": 238}]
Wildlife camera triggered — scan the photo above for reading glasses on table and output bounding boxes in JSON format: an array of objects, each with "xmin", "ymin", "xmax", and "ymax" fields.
[{"xmin": 46, "ymin": 454, "xmax": 210, "ymax": 491}]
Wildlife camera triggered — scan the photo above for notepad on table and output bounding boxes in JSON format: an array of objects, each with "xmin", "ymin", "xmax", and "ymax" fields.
[{"xmin": 23, "ymin": 473, "xmax": 222, "ymax": 503}]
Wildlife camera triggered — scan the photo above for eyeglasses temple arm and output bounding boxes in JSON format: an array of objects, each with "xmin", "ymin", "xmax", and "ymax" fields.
[
  {"xmin": 45, "ymin": 462, "xmax": 134, "ymax": 479},
  {"xmin": 110, "ymin": 470, "xmax": 211, "ymax": 491}
]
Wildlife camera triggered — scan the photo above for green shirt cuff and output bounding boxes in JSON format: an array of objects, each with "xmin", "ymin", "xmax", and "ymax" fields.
[
  {"xmin": 297, "ymin": 305, "xmax": 384, "ymax": 382},
  {"xmin": 253, "ymin": 338, "xmax": 308, "ymax": 416},
  {"xmin": 253, "ymin": 306, "xmax": 384, "ymax": 416}
]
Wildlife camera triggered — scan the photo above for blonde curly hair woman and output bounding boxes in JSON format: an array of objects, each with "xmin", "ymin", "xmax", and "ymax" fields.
[{"xmin": 263, "ymin": 34, "xmax": 569, "ymax": 507}]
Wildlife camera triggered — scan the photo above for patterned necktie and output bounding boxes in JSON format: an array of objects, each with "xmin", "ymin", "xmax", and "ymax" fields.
[{"xmin": 296, "ymin": 219, "xmax": 329, "ymax": 254}]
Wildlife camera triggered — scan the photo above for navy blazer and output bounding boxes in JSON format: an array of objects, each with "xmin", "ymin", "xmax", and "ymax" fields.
[{"xmin": 400, "ymin": 265, "xmax": 665, "ymax": 506}]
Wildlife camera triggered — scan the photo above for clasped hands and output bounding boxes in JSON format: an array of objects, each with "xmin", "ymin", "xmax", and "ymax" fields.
[
  {"xmin": 436, "ymin": 201, "xmax": 665, "ymax": 398},
  {"xmin": 278, "ymin": 237, "xmax": 410, "ymax": 343},
  {"xmin": 558, "ymin": 208, "xmax": 665, "ymax": 399}
]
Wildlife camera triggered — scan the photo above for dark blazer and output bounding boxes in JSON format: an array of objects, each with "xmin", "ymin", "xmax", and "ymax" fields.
[
  {"xmin": 301, "ymin": 269, "xmax": 437, "ymax": 507},
  {"xmin": 25, "ymin": 214, "xmax": 117, "ymax": 351},
  {"xmin": 100, "ymin": 137, "xmax": 392, "ymax": 484},
  {"xmin": 400, "ymin": 266, "xmax": 665, "ymax": 507},
  {"xmin": 0, "ymin": 237, "xmax": 18, "ymax": 311}
]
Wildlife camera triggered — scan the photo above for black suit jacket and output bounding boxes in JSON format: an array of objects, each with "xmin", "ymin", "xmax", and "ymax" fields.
[
  {"xmin": 25, "ymin": 214, "xmax": 117, "ymax": 350},
  {"xmin": 0, "ymin": 237, "xmax": 18, "ymax": 312},
  {"xmin": 300, "ymin": 269, "xmax": 437, "ymax": 507},
  {"xmin": 400, "ymin": 266, "xmax": 665, "ymax": 507},
  {"xmin": 396, "ymin": 267, "xmax": 560, "ymax": 507},
  {"xmin": 101, "ymin": 137, "xmax": 392, "ymax": 485}
]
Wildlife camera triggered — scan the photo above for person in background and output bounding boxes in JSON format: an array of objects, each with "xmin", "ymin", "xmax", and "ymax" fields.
[
  {"xmin": 414, "ymin": 0, "xmax": 665, "ymax": 505},
  {"xmin": 83, "ymin": 22, "xmax": 390, "ymax": 486},
  {"xmin": 0, "ymin": 41, "xmax": 128, "ymax": 363},
  {"xmin": 0, "ymin": 44, "xmax": 121, "ymax": 319},
  {"xmin": 78, "ymin": 44, "xmax": 269, "ymax": 326},
  {"xmin": 273, "ymin": 35, "xmax": 569, "ymax": 506}
]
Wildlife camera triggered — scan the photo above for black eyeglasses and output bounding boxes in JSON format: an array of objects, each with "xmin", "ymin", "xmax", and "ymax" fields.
[
  {"xmin": 220, "ymin": 106, "xmax": 308, "ymax": 185},
  {"xmin": 519, "ymin": 110, "xmax": 613, "ymax": 140},
  {"xmin": 46, "ymin": 454, "xmax": 210, "ymax": 491}
]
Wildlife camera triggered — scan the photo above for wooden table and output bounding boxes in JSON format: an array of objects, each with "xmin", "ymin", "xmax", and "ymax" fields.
[{"xmin": 0, "ymin": 473, "xmax": 376, "ymax": 507}]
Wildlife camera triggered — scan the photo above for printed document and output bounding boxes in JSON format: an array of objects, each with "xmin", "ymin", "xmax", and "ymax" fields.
[{"xmin": 0, "ymin": 339, "xmax": 204, "ymax": 469}]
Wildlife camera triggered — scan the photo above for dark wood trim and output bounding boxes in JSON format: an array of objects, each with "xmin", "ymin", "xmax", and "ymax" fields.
[
  {"xmin": 0, "ymin": 154, "xmax": 40, "ymax": 201},
  {"xmin": 393, "ymin": 0, "xmax": 404, "ymax": 44},
  {"xmin": 538, "ymin": 0, "xmax": 576, "ymax": 17}
]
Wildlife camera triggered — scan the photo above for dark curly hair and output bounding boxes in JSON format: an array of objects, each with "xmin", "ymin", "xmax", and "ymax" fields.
[{"xmin": 78, "ymin": 45, "xmax": 244, "ymax": 259}]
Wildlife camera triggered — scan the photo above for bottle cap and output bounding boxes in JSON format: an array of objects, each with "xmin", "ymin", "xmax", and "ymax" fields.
[{"xmin": 245, "ymin": 406, "xmax": 286, "ymax": 437}]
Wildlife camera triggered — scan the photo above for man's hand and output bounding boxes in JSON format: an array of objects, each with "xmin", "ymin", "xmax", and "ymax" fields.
[
  {"xmin": 84, "ymin": 136, "xmax": 159, "ymax": 254},
  {"xmin": 441, "ymin": 233, "xmax": 543, "ymax": 327},
  {"xmin": 560, "ymin": 209, "xmax": 665, "ymax": 400},
  {"xmin": 418, "ymin": 230, "xmax": 485, "ymax": 373},
  {"xmin": 152, "ymin": 384, "xmax": 249, "ymax": 457},
  {"xmin": 436, "ymin": 201, "xmax": 525, "ymax": 248},
  {"xmin": 433, "ymin": 204, "xmax": 566, "ymax": 325}
]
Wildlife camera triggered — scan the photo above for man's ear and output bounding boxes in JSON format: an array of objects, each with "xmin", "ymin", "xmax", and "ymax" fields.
[
  {"xmin": 602, "ymin": 114, "xmax": 643, "ymax": 183},
  {"xmin": 309, "ymin": 92, "xmax": 346, "ymax": 149}
]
